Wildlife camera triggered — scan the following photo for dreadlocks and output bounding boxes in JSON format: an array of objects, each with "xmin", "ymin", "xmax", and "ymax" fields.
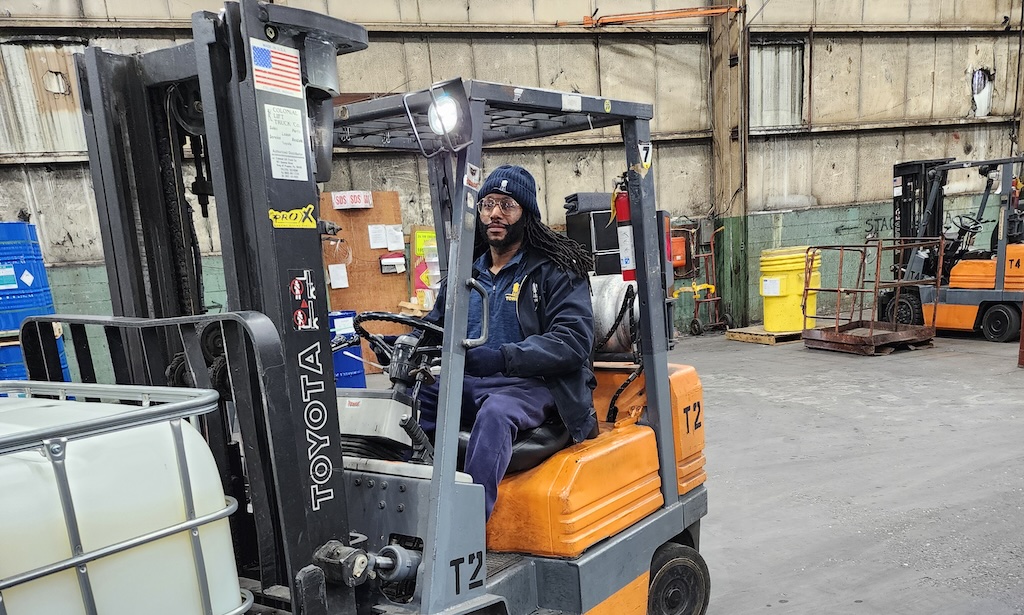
[
  {"xmin": 522, "ymin": 215, "xmax": 593, "ymax": 279},
  {"xmin": 474, "ymin": 213, "xmax": 593, "ymax": 279}
]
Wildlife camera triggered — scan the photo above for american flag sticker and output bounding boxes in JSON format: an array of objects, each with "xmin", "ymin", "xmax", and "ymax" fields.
[{"xmin": 251, "ymin": 38, "xmax": 303, "ymax": 98}]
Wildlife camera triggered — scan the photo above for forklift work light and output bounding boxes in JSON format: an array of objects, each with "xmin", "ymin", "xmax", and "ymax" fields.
[{"xmin": 427, "ymin": 94, "xmax": 458, "ymax": 135}]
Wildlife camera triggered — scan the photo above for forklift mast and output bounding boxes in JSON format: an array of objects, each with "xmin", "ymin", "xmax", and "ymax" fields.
[
  {"xmin": 892, "ymin": 158, "xmax": 953, "ymax": 268},
  {"xmin": 75, "ymin": 1, "xmax": 367, "ymax": 611}
]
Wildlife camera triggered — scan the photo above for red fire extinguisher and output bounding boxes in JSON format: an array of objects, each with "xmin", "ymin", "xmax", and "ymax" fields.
[{"xmin": 613, "ymin": 173, "xmax": 636, "ymax": 282}]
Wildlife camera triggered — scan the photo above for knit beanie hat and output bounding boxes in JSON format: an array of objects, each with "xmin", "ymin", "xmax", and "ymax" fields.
[{"xmin": 479, "ymin": 165, "xmax": 540, "ymax": 218}]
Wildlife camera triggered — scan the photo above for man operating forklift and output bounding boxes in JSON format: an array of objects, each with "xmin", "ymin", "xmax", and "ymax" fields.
[{"xmin": 382, "ymin": 165, "xmax": 600, "ymax": 518}]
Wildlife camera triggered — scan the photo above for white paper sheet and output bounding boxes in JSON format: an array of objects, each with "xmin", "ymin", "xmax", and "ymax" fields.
[
  {"xmin": 368, "ymin": 225, "xmax": 387, "ymax": 249},
  {"xmin": 328, "ymin": 263, "xmax": 349, "ymax": 289},
  {"xmin": 386, "ymin": 225, "xmax": 405, "ymax": 251}
]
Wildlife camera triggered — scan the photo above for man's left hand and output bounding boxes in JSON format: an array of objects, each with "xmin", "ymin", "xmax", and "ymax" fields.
[{"xmin": 465, "ymin": 346, "xmax": 505, "ymax": 377}]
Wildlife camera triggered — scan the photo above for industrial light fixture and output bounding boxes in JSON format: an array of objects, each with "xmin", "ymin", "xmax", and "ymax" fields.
[
  {"xmin": 427, "ymin": 94, "xmax": 459, "ymax": 135},
  {"xmin": 402, "ymin": 78, "xmax": 469, "ymax": 158}
]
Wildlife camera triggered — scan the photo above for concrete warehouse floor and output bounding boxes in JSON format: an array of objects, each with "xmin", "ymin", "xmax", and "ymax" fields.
[{"xmin": 682, "ymin": 333, "xmax": 1024, "ymax": 615}]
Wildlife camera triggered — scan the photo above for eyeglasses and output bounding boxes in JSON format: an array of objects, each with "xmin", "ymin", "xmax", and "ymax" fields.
[{"xmin": 477, "ymin": 197, "xmax": 521, "ymax": 215}]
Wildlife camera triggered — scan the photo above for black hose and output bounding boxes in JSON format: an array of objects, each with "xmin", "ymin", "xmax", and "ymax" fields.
[
  {"xmin": 606, "ymin": 363, "xmax": 644, "ymax": 423},
  {"xmin": 595, "ymin": 285, "xmax": 637, "ymax": 353}
]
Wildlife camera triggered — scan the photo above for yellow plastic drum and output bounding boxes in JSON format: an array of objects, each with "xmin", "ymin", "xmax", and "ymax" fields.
[{"xmin": 759, "ymin": 246, "xmax": 821, "ymax": 332}]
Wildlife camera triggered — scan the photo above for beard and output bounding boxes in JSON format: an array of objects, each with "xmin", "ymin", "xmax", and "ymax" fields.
[{"xmin": 482, "ymin": 216, "xmax": 527, "ymax": 251}]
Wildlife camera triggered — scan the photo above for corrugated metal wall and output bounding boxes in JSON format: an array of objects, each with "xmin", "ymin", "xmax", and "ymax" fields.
[
  {"xmin": 332, "ymin": 32, "xmax": 712, "ymax": 224},
  {"xmin": 1, "ymin": 0, "xmax": 1023, "ymax": 325},
  {"xmin": 0, "ymin": 43, "xmax": 86, "ymax": 159}
]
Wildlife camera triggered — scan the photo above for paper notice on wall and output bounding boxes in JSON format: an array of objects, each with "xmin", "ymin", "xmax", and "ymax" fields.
[
  {"xmin": 386, "ymin": 225, "xmax": 405, "ymax": 251},
  {"xmin": 368, "ymin": 225, "xmax": 387, "ymax": 249},
  {"xmin": 264, "ymin": 104, "xmax": 308, "ymax": 181},
  {"xmin": 328, "ymin": 263, "xmax": 349, "ymax": 289}
]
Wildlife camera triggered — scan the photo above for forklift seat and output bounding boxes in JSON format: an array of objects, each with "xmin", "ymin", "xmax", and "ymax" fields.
[{"xmin": 457, "ymin": 415, "xmax": 571, "ymax": 474}]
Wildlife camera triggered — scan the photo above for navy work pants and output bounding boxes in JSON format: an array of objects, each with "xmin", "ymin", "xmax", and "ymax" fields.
[{"xmin": 418, "ymin": 375, "xmax": 555, "ymax": 518}]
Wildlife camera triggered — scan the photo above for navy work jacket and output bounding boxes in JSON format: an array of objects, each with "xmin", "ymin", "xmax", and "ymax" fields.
[{"xmin": 425, "ymin": 249, "xmax": 597, "ymax": 443}]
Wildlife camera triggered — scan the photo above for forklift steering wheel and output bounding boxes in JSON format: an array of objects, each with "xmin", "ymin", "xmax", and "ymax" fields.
[
  {"xmin": 952, "ymin": 215, "xmax": 983, "ymax": 235},
  {"xmin": 353, "ymin": 311, "xmax": 444, "ymax": 362}
]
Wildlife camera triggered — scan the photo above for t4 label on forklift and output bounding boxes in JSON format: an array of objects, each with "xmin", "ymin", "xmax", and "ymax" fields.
[{"xmin": 289, "ymin": 269, "xmax": 320, "ymax": 331}]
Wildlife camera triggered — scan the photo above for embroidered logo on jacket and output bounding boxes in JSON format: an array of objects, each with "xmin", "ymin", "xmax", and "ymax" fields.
[{"xmin": 505, "ymin": 281, "xmax": 521, "ymax": 302}]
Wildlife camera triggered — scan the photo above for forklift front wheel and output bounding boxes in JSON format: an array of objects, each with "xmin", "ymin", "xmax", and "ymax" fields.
[
  {"xmin": 689, "ymin": 319, "xmax": 704, "ymax": 336},
  {"xmin": 648, "ymin": 542, "xmax": 710, "ymax": 615},
  {"xmin": 884, "ymin": 293, "xmax": 924, "ymax": 326},
  {"xmin": 981, "ymin": 304, "xmax": 1022, "ymax": 342}
]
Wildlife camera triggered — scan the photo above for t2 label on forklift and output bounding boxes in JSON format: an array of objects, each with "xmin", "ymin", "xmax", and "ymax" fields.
[
  {"xmin": 449, "ymin": 550, "xmax": 484, "ymax": 595},
  {"xmin": 289, "ymin": 269, "xmax": 320, "ymax": 331}
]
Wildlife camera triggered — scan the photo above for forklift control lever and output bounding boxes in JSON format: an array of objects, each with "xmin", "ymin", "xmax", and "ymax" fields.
[
  {"xmin": 319, "ymin": 219, "xmax": 342, "ymax": 235},
  {"xmin": 462, "ymin": 278, "xmax": 490, "ymax": 349},
  {"xmin": 400, "ymin": 414, "xmax": 435, "ymax": 464},
  {"xmin": 312, "ymin": 540, "xmax": 371, "ymax": 587}
]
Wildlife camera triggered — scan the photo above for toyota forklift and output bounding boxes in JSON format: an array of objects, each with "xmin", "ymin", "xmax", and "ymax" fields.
[
  {"xmin": 883, "ymin": 156, "xmax": 1024, "ymax": 342},
  {"xmin": 0, "ymin": 2, "xmax": 709, "ymax": 614}
]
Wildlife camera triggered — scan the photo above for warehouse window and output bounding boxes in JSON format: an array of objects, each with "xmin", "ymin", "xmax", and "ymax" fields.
[{"xmin": 749, "ymin": 39, "xmax": 805, "ymax": 129}]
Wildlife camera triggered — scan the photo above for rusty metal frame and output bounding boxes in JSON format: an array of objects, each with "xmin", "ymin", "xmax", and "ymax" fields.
[{"xmin": 800, "ymin": 238, "xmax": 944, "ymax": 355}]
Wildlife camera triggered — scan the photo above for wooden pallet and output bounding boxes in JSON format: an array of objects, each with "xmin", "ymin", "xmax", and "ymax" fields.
[{"xmin": 724, "ymin": 325, "xmax": 802, "ymax": 345}]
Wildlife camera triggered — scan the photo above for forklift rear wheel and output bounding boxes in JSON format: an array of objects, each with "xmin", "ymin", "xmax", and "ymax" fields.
[
  {"xmin": 884, "ymin": 293, "xmax": 924, "ymax": 326},
  {"xmin": 648, "ymin": 542, "xmax": 710, "ymax": 615},
  {"xmin": 981, "ymin": 304, "xmax": 1021, "ymax": 342},
  {"xmin": 689, "ymin": 319, "xmax": 704, "ymax": 336}
]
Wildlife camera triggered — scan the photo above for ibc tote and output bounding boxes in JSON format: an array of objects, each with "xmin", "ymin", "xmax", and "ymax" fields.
[{"xmin": 759, "ymin": 247, "xmax": 821, "ymax": 332}]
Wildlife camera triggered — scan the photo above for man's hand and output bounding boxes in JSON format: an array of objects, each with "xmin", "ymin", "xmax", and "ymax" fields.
[{"xmin": 465, "ymin": 346, "xmax": 505, "ymax": 377}]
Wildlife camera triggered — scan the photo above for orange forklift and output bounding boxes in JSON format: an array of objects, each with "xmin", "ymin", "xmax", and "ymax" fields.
[{"xmin": 884, "ymin": 157, "xmax": 1024, "ymax": 342}]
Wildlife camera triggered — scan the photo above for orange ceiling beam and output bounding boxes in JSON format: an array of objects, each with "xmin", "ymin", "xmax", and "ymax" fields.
[{"xmin": 557, "ymin": 5, "xmax": 742, "ymax": 27}]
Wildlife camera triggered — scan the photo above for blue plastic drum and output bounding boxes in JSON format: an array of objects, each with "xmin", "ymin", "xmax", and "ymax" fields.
[
  {"xmin": 329, "ymin": 310, "xmax": 366, "ymax": 389},
  {"xmin": 0, "ymin": 222, "xmax": 70, "ymax": 380}
]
